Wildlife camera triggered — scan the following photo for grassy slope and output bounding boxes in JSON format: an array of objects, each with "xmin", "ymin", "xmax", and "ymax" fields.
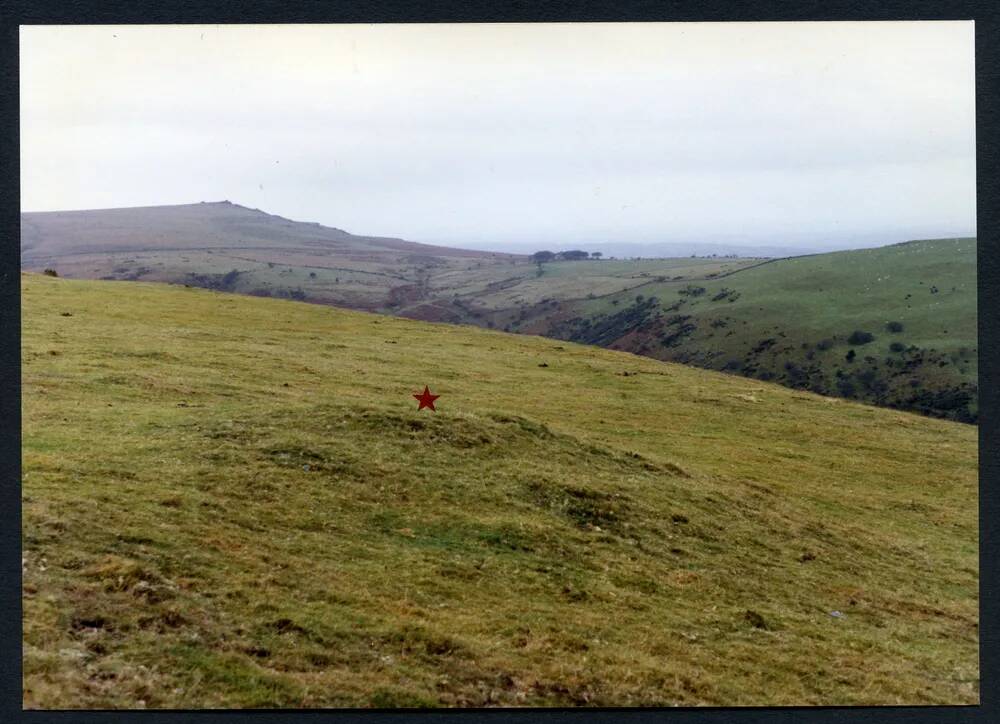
[
  {"xmin": 419, "ymin": 257, "xmax": 762, "ymax": 311},
  {"xmin": 22, "ymin": 274, "xmax": 978, "ymax": 708},
  {"xmin": 538, "ymin": 238, "xmax": 977, "ymax": 421},
  {"xmin": 20, "ymin": 202, "xmax": 512, "ymax": 312},
  {"xmin": 22, "ymin": 204, "xmax": 756, "ymax": 317}
]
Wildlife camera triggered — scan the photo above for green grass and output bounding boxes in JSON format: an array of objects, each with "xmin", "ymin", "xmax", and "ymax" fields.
[
  {"xmin": 426, "ymin": 256, "xmax": 757, "ymax": 298},
  {"xmin": 540, "ymin": 239, "xmax": 977, "ymax": 421},
  {"xmin": 22, "ymin": 273, "xmax": 978, "ymax": 708}
]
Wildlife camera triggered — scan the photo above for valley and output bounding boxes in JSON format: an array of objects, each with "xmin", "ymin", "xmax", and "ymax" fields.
[{"xmin": 21, "ymin": 202, "xmax": 977, "ymax": 421}]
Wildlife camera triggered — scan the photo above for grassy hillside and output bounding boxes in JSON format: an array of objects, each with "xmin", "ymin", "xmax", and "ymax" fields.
[
  {"xmin": 20, "ymin": 202, "xmax": 751, "ymax": 314},
  {"xmin": 20, "ymin": 201, "xmax": 515, "ymax": 312},
  {"xmin": 22, "ymin": 273, "xmax": 978, "ymax": 708},
  {"xmin": 21, "ymin": 204, "xmax": 975, "ymax": 422},
  {"xmin": 527, "ymin": 238, "xmax": 978, "ymax": 422}
]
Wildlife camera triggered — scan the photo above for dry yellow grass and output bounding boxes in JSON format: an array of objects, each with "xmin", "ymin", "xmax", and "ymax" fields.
[{"xmin": 22, "ymin": 273, "xmax": 978, "ymax": 707}]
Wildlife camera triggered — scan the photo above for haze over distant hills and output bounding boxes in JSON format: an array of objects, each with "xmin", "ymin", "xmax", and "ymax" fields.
[{"xmin": 418, "ymin": 229, "xmax": 977, "ymax": 259}]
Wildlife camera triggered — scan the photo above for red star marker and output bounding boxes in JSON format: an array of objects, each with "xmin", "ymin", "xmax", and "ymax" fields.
[{"xmin": 413, "ymin": 385, "xmax": 440, "ymax": 411}]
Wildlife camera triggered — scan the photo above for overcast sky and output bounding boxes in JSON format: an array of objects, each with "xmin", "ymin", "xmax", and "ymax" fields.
[{"xmin": 20, "ymin": 22, "xmax": 976, "ymax": 251}]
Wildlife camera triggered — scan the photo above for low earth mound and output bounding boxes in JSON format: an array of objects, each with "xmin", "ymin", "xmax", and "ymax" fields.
[{"xmin": 22, "ymin": 273, "xmax": 977, "ymax": 707}]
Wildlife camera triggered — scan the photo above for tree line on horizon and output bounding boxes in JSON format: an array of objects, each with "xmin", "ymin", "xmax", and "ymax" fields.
[{"xmin": 531, "ymin": 250, "xmax": 602, "ymax": 264}]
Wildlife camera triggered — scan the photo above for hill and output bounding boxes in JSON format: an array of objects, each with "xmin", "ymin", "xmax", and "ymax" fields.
[
  {"xmin": 20, "ymin": 203, "xmax": 976, "ymax": 421},
  {"xmin": 20, "ymin": 201, "xmax": 516, "ymax": 311},
  {"xmin": 20, "ymin": 202, "xmax": 758, "ymax": 313},
  {"xmin": 519, "ymin": 238, "xmax": 978, "ymax": 423},
  {"xmin": 22, "ymin": 273, "xmax": 978, "ymax": 708},
  {"xmin": 20, "ymin": 201, "xmax": 498, "ymax": 260}
]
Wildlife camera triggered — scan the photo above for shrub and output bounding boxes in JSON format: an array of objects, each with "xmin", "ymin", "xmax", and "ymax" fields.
[
  {"xmin": 836, "ymin": 379, "xmax": 857, "ymax": 397},
  {"xmin": 889, "ymin": 341, "xmax": 905, "ymax": 353},
  {"xmin": 678, "ymin": 285, "xmax": 706, "ymax": 297},
  {"xmin": 42, "ymin": 268, "xmax": 58, "ymax": 277},
  {"xmin": 816, "ymin": 338, "xmax": 834, "ymax": 351},
  {"xmin": 847, "ymin": 330, "xmax": 875, "ymax": 345},
  {"xmin": 845, "ymin": 349, "xmax": 856, "ymax": 362},
  {"xmin": 220, "ymin": 269, "xmax": 240, "ymax": 289},
  {"xmin": 886, "ymin": 321, "xmax": 904, "ymax": 333}
]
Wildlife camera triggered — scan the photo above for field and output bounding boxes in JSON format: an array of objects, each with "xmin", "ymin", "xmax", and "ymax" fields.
[{"xmin": 22, "ymin": 273, "xmax": 978, "ymax": 708}]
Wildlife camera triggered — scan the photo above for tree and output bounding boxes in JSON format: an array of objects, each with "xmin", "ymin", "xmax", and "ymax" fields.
[
  {"xmin": 42, "ymin": 268, "xmax": 58, "ymax": 277},
  {"xmin": 559, "ymin": 250, "xmax": 589, "ymax": 261},
  {"xmin": 531, "ymin": 251, "xmax": 556, "ymax": 265},
  {"xmin": 590, "ymin": 251, "xmax": 603, "ymax": 260}
]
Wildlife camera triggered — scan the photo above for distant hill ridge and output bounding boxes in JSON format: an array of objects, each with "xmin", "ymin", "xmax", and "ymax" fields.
[{"xmin": 21, "ymin": 200, "xmax": 503, "ymax": 261}]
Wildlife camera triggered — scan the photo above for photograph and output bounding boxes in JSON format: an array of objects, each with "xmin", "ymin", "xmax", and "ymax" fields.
[{"xmin": 19, "ymin": 21, "xmax": 978, "ymax": 708}]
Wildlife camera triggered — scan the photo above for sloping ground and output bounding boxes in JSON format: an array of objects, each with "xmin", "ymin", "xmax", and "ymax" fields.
[
  {"xmin": 19, "ymin": 203, "xmax": 751, "ymax": 315},
  {"xmin": 20, "ymin": 202, "xmax": 515, "ymax": 312},
  {"xmin": 20, "ymin": 201, "xmax": 493, "ymax": 259},
  {"xmin": 21, "ymin": 274, "xmax": 977, "ymax": 708},
  {"xmin": 527, "ymin": 238, "xmax": 978, "ymax": 422},
  {"xmin": 19, "ymin": 203, "xmax": 976, "ymax": 421}
]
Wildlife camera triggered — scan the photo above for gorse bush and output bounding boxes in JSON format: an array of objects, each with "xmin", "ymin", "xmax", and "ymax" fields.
[
  {"xmin": 43, "ymin": 269, "xmax": 58, "ymax": 277},
  {"xmin": 887, "ymin": 321, "xmax": 904, "ymax": 333},
  {"xmin": 848, "ymin": 330, "xmax": 875, "ymax": 345}
]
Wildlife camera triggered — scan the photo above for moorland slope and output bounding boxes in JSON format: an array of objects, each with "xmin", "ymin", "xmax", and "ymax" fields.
[{"xmin": 22, "ymin": 273, "xmax": 978, "ymax": 708}]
